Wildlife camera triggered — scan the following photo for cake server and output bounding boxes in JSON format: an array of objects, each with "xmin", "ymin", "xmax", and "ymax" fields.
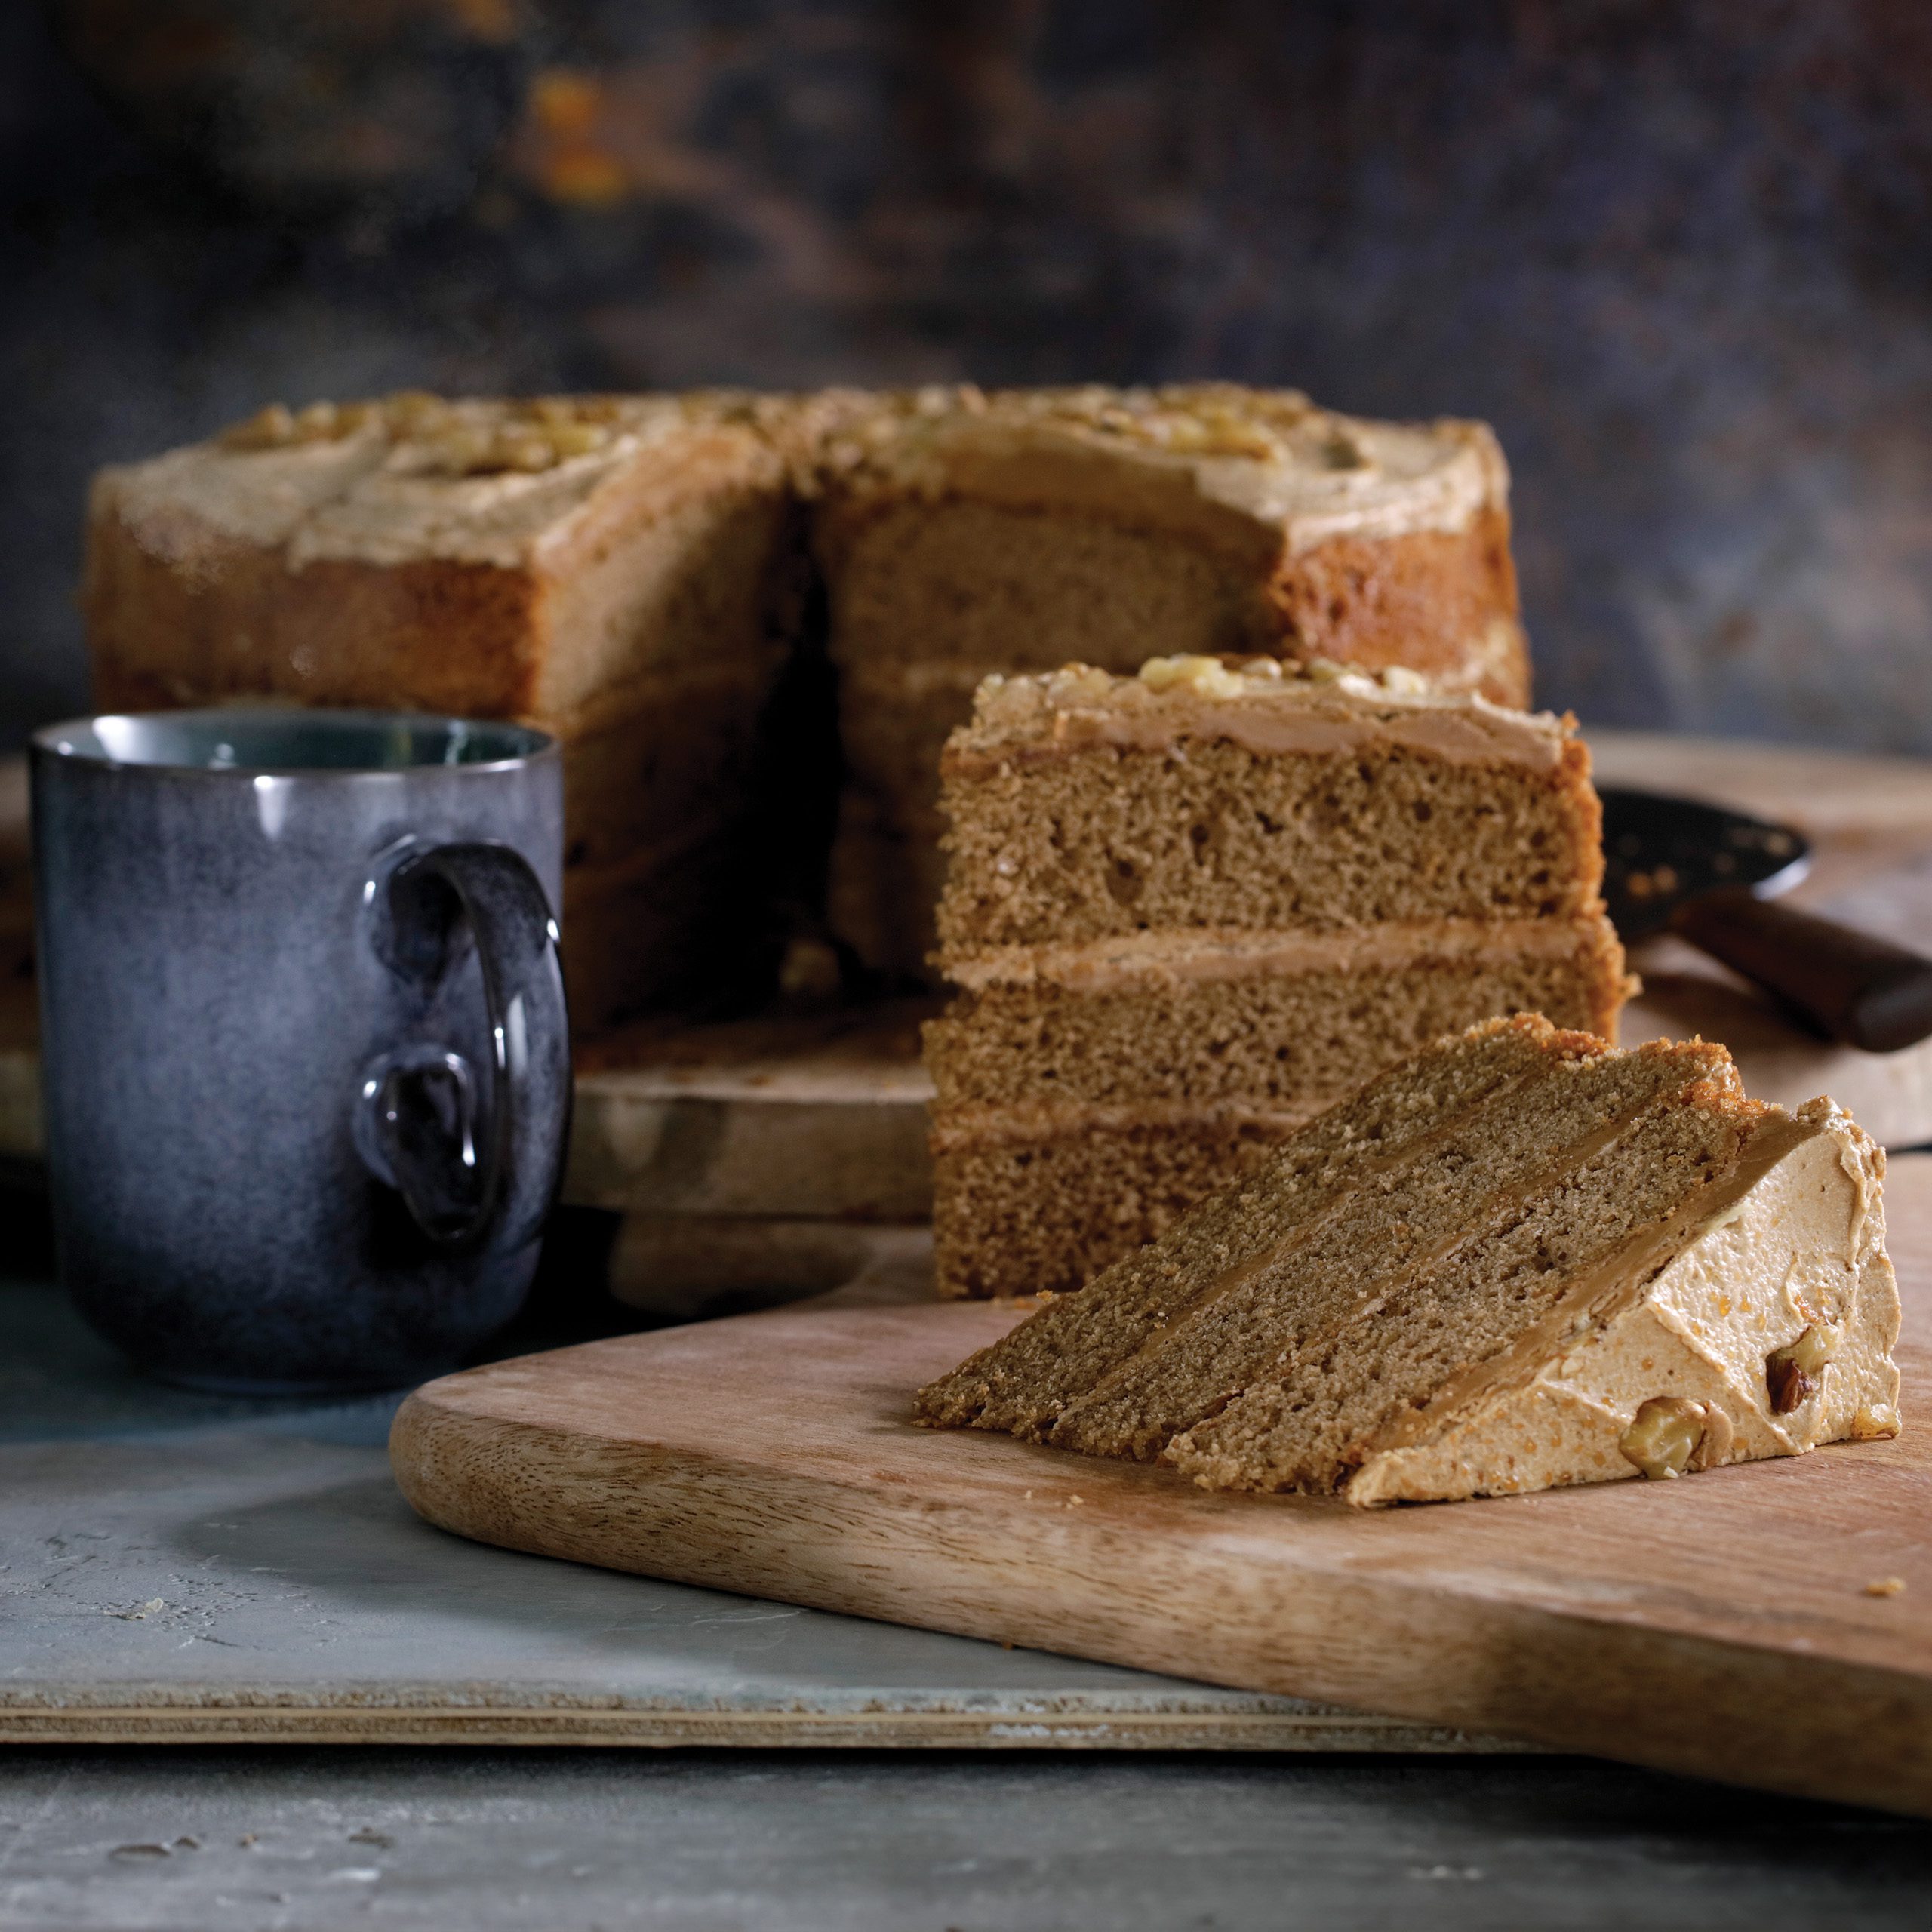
[{"xmin": 1598, "ymin": 785, "xmax": 1932, "ymax": 1052}]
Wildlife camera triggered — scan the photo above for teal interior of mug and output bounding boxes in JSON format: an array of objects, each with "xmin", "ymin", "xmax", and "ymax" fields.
[{"xmin": 39, "ymin": 709, "xmax": 549, "ymax": 774}]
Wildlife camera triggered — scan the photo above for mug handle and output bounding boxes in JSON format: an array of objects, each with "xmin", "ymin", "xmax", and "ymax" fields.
[{"xmin": 354, "ymin": 841, "xmax": 571, "ymax": 1253}]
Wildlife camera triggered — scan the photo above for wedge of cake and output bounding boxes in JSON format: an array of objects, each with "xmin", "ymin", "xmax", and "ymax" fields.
[
  {"xmin": 814, "ymin": 383, "xmax": 1528, "ymax": 976},
  {"xmin": 916, "ymin": 1017, "xmax": 1901, "ymax": 1504},
  {"xmin": 926, "ymin": 656, "xmax": 1631, "ymax": 1299}
]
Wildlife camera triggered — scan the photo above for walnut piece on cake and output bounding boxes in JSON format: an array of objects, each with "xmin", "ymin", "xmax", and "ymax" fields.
[
  {"xmin": 916, "ymin": 1017, "xmax": 1902, "ymax": 1506},
  {"xmin": 924, "ymin": 657, "xmax": 1631, "ymax": 1298}
]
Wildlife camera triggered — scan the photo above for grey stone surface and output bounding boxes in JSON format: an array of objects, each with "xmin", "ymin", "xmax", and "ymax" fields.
[
  {"xmin": 5, "ymin": 1228, "xmax": 1931, "ymax": 1924},
  {"xmin": 0, "ymin": 1269, "xmax": 1451, "ymax": 1742},
  {"xmin": 2, "ymin": 1748, "xmax": 1930, "ymax": 1931}
]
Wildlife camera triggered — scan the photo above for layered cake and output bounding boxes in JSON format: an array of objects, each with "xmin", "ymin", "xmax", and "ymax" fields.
[
  {"xmin": 926, "ymin": 656, "xmax": 1630, "ymax": 1299},
  {"xmin": 83, "ymin": 392, "xmax": 807, "ymax": 1027},
  {"xmin": 84, "ymin": 383, "xmax": 1529, "ymax": 1020},
  {"xmin": 813, "ymin": 383, "xmax": 1526, "ymax": 975},
  {"xmin": 916, "ymin": 1017, "xmax": 1902, "ymax": 1504}
]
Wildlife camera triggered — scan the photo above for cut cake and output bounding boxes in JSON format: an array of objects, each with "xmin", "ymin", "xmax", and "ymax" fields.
[
  {"xmin": 83, "ymin": 383, "xmax": 1529, "ymax": 1020},
  {"xmin": 82, "ymin": 392, "xmax": 811, "ymax": 1029},
  {"xmin": 915, "ymin": 1016, "xmax": 1903, "ymax": 1505},
  {"xmin": 814, "ymin": 384, "xmax": 1526, "ymax": 974},
  {"xmin": 926, "ymin": 655, "xmax": 1630, "ymax": 1299}
]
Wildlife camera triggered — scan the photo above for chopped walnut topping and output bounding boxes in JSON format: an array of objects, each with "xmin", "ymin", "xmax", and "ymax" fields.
[
  {"xmin": 1121, "ymin": 653, "xmax": 1440, "ymax": 704},
  {"xmin": 995, "ymin": 383, "xmax": 1320, "ymax": 463},
  {"xmin": 1692, "ymin": 1401, "xmax": 1734, "ymax": 1470},
  {"xmin": 219, "ymin": 398, "xmax": 384, "ymax": 451},
  {"xmin": 1767, "ymin": 1324, "xmax": 1835, "ymax": 1414},
  {"xmin": 289, "ymin": 401, "xmax": 340, "ymax": 442},
  {"xmin": 526, "ymin": 395, "xmax": 624, "ymax": 433},
  {"xmin": 1764, "ymin": 1356, "xmax": 1811, "ymax": 1414},
  {"xmin": 414, "ymin": 404, "xmax": 617, "ymax": 478},
  {"xmin": 424, "ymin": 424, "xmax": 494, "ymax": 474},
  {"xmin": 1299, "ymin": 656, "xmax": 1404, "ymax": 697},
  {"xmin": 1619, "ymin": 1396, "xmax": 1709, "ymax": 1480},
  {"xmin": 1048, "ymin": 664, "xmax": 1116, "ymax": 706},
  {"xmin": 218, "ymin": 389, "xmax": 629, "ymax": 472},
  {"xmin": 1138, "ymin": 654, "xmax": 1247, "ymax": 699},
  {"xmin": 546, "ymin": 420, "xmax": 611, "ymax": 458},
  {"xmin": 494, "ymin": 427, "xmax": 559, "ymax": 472},
  {"xmin": 384, "ymin": 389, "xmax": 454, "ymax": 435},
  {"xmin": 1150, "ymin": 409, "xmax": 1281, "ymax": 460},
  {"xmin": 1850, "ymin": 1403, "xmax": 1901, "ymax": 1440},
  {"xmin": 217, "ymin": 404, "xmax": 297, "ymax": 451},
  {"xmin": 1377, "ymin": 665, "xmax": 1433, "ymax": 696}
]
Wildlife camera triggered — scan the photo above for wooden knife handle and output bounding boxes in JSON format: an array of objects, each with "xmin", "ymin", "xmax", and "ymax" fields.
[{"xmin": 1671, "ymin": 887, "xmax": 1932, "ymax": 1053}]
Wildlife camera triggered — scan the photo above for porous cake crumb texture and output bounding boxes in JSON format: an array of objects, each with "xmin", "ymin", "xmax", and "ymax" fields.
[
  {"xmin": 937, "ymin": 740, "xmax": 1598, "ymax": 952},
  {"xmin": 927, "ymin": 660, "xmax": 1631, "ymax": 1297}
]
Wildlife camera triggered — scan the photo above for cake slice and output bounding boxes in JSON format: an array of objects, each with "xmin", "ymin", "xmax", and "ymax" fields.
[
  {"xmin": 814, "ymin": 383, "xmax": 1530, "ymax": 977},
  {"xmin": 926, "ymin": 656, "xmax": 1630, "ymax": 1298},
  {"xmin": 915, "ymin": 1017, "xmax": 1902, "ymax": 1505}
]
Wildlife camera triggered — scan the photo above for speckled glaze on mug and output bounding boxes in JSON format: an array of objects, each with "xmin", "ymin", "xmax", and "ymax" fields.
[{"xmin": 30, "ymin": 710, "xmax": 570, "ymax": 1392}]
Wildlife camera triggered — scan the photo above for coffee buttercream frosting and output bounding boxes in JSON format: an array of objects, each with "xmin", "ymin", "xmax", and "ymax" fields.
[
  {"xmin": 946, "ymin": 657, "xmax": 1568, "ymax": 777},
  {"xmin": 822, "ymin": 383, "xmax": 1505, "ymax": 551}
]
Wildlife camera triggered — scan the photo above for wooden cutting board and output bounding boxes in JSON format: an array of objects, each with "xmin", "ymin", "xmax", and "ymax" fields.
[{"xmin": 394, "ymin": 1158, "xmax": 1932, "ymax": 1817}]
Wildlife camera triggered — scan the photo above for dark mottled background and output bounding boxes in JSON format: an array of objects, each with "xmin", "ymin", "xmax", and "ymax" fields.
[{"xmin": 3, "ymin": 0, "xmax": 1928, "ymax": 753}]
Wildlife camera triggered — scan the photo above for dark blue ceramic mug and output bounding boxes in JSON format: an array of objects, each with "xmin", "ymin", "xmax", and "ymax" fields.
[{"xmin": 30, "ymin": 709, "xmax": 570, "ymax": 1392}]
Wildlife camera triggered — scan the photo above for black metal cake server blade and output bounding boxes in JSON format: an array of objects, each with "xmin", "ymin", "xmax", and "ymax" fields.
[{"xmin": 1598, "ymin": 786, "xmax": 1811, "ymax": 942}]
